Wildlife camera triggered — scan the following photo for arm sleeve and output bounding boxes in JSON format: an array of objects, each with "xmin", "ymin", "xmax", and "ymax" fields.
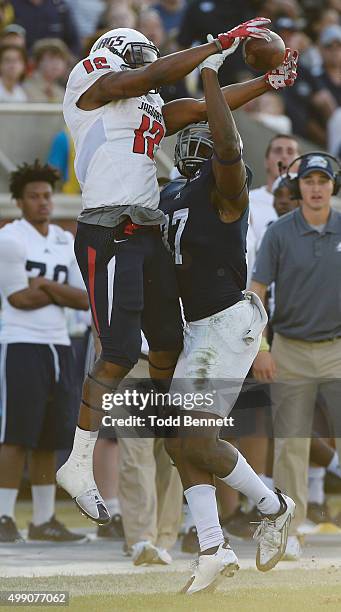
[
  {"xmin": 0, "ymin": 235, "xmax": 28, "ymax": 297},
  {"xmin": 251, "ymin": 225, "xmax": 279, "ymax": 286},
  {"xmin": 61, "ymin": 1, "xmax": 81, "ymax": 57}
]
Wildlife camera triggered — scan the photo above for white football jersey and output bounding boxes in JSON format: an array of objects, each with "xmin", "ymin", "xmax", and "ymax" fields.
[
  {"xmin": 0, "ymin": 219, "xmax": 85, "ymax": 345},
  {"xmin": 248, "ymin": 185, "xmax": 277, "ymax": 250},
  {"xmin": 63, "ymin": 48, "xmax": 166, "ymax": 210}
]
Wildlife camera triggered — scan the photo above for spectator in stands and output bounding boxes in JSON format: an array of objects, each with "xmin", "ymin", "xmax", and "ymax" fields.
[
  {"xmin": 152, "ymin": 0, "xmax": 185, "ymax": 35},
  {"xmin": 314, "ymin": 25, "xmax": 341, "ymax": 116},
  {"xmin": 0, "ymin": 160, "xmax": 89, "ymax": 544},
  {"xmin": 47, "ymin": 128, "xmax": 80, "ymax": 194},
  {"xmin": 24, "ymin": 38, "xmax": 69, "ymax": 103},
  {"xmin": 307, "ymin": 22, "xmax": 341, "ymax": 164},
  {"xmin": 274, "ymin": 15, "xmax": 312, "ymax": 63},
  {"xmin": 290, "ymin": 24, "xmax": 341, "ymax": 149},
  {"xmin": 105, "ymin": 2, "xmax": 137, "ymax": 30},
  {"xmin": 259, "ymin": 0, "xmax": 300, "ymax": 20},
  {"xmin": 300, "ymin": 7, "xmax": 340, "ymax": 73},
  {"xmin": 10, "ymin": 0, "xmax": 81, "ymax": 56},
  {"xmin": 0, "ymin": 24, "xmax": 26, "ymax": 48},
  {"xmin": 64, "ymin": 0, "xmax": 106, "ymax": 42},
  {"xmin": 137, "ymin": 8, "xmax": 165, "ymax": 51},
  {"xmin": 251, "ymin": 152, "xmax": 341, "ymax": 560},
  {"xmin": 247, "ymin": 92, "xmax": 292, "ymax": 134},
  {"xmin": 177, "ymin": 0, "xmax": 255, "ymax": 86},
  {"xmin": 0, "ymin": 0, "xmax": 14, "ymax": 31},
  {"xmin": 281, "ymin": 62, "xmax": 327, "ymax": 146},
  {"xmin": 136, "ymin": 6, "xmax": 190, "ymax": 102},
  {"xmin": 327, "ymin": 107, "xmax": 341, "ymax": 159},
  {"xmin": 248, "ymin": 134, "xmax": 300, "ymax": 253},
  {"xmin": 0, "ymin": 44, "xmax": 27, "ymax": 102}
]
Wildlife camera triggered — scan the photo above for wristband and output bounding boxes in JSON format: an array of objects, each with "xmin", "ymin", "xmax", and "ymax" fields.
[
  {"xmin": 259, "ymin": 336, "xmax": 270, "ymax": 352},
  {"xmin": 213, "ymin": 38, "xmax": 223, "ymax": 53}
]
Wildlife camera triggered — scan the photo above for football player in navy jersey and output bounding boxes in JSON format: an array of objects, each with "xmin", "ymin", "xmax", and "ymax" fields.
[
  {"xmin": 55, "ymin": 15, "xmax": 301, "ymax": 533},
  {"xmin": 57, "ymin": 20, "xmax": 282, "ymax": 525},
  {"xmin": 159, "ymin": 45, "xmax": 297, "ymax": 593}
]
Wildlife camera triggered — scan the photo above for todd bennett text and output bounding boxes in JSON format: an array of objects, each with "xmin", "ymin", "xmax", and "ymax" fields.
[{"xmin": 102, "ymin": 415, "xmax": 235, "ymax": 428}]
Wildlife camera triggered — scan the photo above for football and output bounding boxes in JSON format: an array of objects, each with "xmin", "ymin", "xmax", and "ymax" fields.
[{"xmin": 242, "ymin": 31, "xmax": 286, "ymax": 72}]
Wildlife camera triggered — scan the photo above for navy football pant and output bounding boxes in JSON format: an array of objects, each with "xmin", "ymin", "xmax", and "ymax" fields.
[{"xmin": 74, "ymin": 221, "xmax": 183, "ymax": 369}]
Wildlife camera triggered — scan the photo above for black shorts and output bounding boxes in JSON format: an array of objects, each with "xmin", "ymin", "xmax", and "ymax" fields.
[
  {"xmin": 0, "ymin": 343, "xmax": 78, "ymax": 450},
  {"xmin": 75, "ymin": 221, "xmax": 183, "ymax": 369}
]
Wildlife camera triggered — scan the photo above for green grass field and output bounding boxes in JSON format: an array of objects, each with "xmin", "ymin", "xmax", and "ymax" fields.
[
  {"xmin": 1, "ymin": 569, "xmax": 341, "ymax": 612},
  {"xmin": 4, "ymin": 499, "xmax": 341, "ymax": 611}
]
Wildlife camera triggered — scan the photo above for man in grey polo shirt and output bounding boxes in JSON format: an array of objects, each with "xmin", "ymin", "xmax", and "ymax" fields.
[{"xmin": 251, "ymin": 152, "xmax": 341, "ymax": 560}]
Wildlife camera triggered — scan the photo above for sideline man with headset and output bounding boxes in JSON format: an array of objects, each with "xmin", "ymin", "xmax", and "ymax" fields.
[{"xmin": 251, "ymin": 152, "xmax": 341, "ymax": 561}]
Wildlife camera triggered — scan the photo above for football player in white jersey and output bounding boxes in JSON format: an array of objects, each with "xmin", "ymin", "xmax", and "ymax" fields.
[
  {"xmin": 0, "ymin": 161, "xmax": 89, "ymax": 543},
  {"xmin": 56, "ymin": 21, "xmax": 298, "ymax": 523}
]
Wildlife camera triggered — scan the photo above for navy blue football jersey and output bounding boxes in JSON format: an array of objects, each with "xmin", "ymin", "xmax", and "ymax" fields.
[{"xmin": 159, "ymin": 160, "xmax": 249, "ymax": 322}]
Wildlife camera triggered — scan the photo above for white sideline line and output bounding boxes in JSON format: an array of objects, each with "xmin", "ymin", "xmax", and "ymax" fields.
[{"xmin": 1, "ymin": 558, "xmax": 341, "ymax": 578}]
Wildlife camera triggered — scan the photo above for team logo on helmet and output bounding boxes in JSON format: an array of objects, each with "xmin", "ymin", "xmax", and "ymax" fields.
[{"xmin": 90, "ymin": 28, "xmax": 160, "ymax": 70}]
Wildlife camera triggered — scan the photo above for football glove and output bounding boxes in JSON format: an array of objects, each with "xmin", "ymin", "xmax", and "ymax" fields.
[
  {"xmin": 216, "ymin": 17, "xmax": 272, "ymax": 51},
  {"xmin": 264, "ymin": 48, "xmax": 299, "ymax": 90},
  {"xmin": 199, "ymin": 34, "xmax": 240, "ymax": 73}
]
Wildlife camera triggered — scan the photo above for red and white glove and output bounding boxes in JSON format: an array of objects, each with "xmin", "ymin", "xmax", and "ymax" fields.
[
  {"xmin": 200, "ymin": 34, "xmax": 240, "ymax": 72},
  {"xmin": 264, "ymin": 48, "xmax": 299, "ymax": 90},
  {"xmin": 216, "ymin": 17, "xmax": 272, "ymax": 51}
]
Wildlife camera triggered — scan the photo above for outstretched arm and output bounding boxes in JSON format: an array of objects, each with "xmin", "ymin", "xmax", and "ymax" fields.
[
  {"xmin": 201, "ymin": 65, "xmax": 248, "ymax": 222},
  {"xmin": 79, "ymin": 18, "xmax": 271, "ymax": 110},
  {"xmin": 163, "ymin": 48, "xmax": 298, "ymax": 135}
]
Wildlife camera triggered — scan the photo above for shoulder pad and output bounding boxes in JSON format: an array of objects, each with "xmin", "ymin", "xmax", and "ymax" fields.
[{"xmin": 161, "ymin": 178, "xmax": 187, "ymax": 199}]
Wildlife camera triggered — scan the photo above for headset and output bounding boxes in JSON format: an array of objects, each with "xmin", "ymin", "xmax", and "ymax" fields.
[{"xmin": 284, "ymin": 152, "xmax": 341, "ymax": 199}]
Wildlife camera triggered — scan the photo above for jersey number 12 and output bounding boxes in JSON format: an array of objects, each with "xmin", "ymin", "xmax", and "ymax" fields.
[{"xmin": 133, "ymin": 114, "xmax": 165, "ymax": 160}]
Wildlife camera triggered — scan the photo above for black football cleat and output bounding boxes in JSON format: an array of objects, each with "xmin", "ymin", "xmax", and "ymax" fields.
[
  {"xmin": 97, "ymin": 513, "xmax": 125, "ymax": 539},
  {"xmin": 28, "ymin": 516, "xmax": 88, "ymax": 543},
  {"xmin": 0, "ymin": 515, "xmax": 24, "ymax": 543}
]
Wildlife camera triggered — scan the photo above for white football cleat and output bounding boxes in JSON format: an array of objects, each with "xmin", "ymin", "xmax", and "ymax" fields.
[
  {"xmin": 56, "ymin": 460, "xmax": 110, "ymax": 525},
  {"xmin": 154, "ymin": 547, "xmax": 172, "ymax": 565},
  {"xmin": 253, "ymin": 489, "xmax": 296, "ymax": 572},
  {"xmin": 131, "ymin": 541, "xmax": 172, "ymax": 566},
  {"xmin": 182, "ymin": 541, "xmax": 239, "ymax": 594},
  {"xmin": 282, "ymin": 535, "xmax": 302, "ymax": 561}
]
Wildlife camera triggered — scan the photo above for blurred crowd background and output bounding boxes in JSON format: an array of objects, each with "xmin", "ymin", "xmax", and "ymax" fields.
[{"xmin": 0, "ymin": 0, "xmax": 340, "ymax": 158}]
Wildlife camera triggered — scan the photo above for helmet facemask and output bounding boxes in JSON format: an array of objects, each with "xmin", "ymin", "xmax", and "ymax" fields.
[
  {"xmin": 90, "ymin": 28, "xmax": 160, "ymax": 93},
  {"xmin": 175, "ymin": 123, "xmax": 214, "ymax": 179},
  {"xmin": 120, "ymin": 42, "xmax": 160, "ymax": 69}
]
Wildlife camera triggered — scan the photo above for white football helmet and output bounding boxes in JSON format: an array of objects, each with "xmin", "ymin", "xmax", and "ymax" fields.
[{"xmin": 90, "ymin": 28, "xmax": 160, "ymax": 69}]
